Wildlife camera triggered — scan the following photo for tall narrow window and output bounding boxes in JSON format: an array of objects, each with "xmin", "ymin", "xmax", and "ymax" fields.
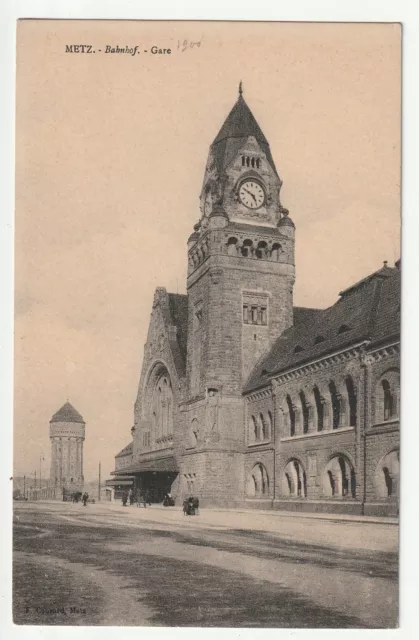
[
  {"xmin": 313, "ymin": 386, "xmax": 324, "ymax": 431},
  {"xmin": 287, "ymin": 395, "xmax": 296, "ymax": 437},
  {"xmin": 300, "ymin": 392, "xmax": 309, "ymax": 434},
  {"xmin": 243, "ymin": 304, "xmax": 249, "ymax": 324},
  {"xmin": 382, "ymin": 380, "xmax": 394, "ymax": 420},
  {"xmin": 345, "ymin": 376, "xmax": 357, "ymax": 427},
  {"xmin": 261, "ymin": 307, "xmax": 267, "ymax": 325},
  {"xmin": 329, "ymin": 381, "xmax": 341, "ymax": 429}
]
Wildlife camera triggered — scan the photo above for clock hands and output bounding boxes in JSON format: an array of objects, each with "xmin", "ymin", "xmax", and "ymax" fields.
[{"xmin": 242, "ymin": 187, "xmax": 258, "ymax": 204}]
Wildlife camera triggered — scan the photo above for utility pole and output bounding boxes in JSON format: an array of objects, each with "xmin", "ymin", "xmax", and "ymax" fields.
[
  {"xmin": 23, "ymin": 475, "xmax": 26, "ymax": 499},
  {"xmin": 98, "ymin": 461, "xmax": 101, "ymax": 502},
  {"xmin": 40, "ymin": 455, "xmax": 44, "ymax": 494},
  {"xmin": 34, "ymin": 470, "xmax": 37, "ymax": 490}
]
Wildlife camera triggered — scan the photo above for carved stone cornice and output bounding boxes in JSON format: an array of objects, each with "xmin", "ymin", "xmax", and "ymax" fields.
[
  {"xmin": 245, "ymin": 388, "xmax": 272, "ymax": 403},
  {"xmin": 268, "ymin": 343, "xmax": 366, "ymax": 386},
  {"xmin": 365, "ymin": 342, "xmax": 400, "ymax": 364}
]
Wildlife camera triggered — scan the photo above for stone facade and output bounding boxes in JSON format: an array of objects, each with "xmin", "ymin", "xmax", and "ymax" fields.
[
  {"xmin": 116, "ymin": 87, "xmax": 400, "ymax": 516},
  {"xmin": 49, "ymin": 401, "xmax": 85, "ymax": 495}
]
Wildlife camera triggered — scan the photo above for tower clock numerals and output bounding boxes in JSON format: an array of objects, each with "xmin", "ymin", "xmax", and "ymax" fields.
[{"xmin": 239, "ymin": 180, "xmax": 265, "ymax": 209}]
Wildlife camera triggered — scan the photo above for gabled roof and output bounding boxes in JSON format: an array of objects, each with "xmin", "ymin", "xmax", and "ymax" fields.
[
  {"xmin": 245, "ymin": 265, "xmax": 401, "ymax": 393},
  {"xmin": 210, "ymin": 94, "xmax": 278, "ymax": 175},
  {"xmin": 293, "ymin": 306, "xmax": 323, "ymax": 326},
  {"xmin": 115, "ymin": 441, "xmax": 133, "ymax": 458},
  {"xmin": 50, "ymin": 401, "xmax": 84, "ymax": 424},
  {"xmin": 339, "ymin": 263, "xmax": 397, "ymax": 297},
  {"xmin": 153, "ymin": 289, "xmax": 188, "ymax": 377}
]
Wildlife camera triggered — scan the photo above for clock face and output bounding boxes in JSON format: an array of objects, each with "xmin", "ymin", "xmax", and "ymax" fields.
[
  {"xmin": 204, "ymin": 190, "xmax": 212, "ymax": 217},
  {"xmin": 239, "ymin": 180, "xmax": 265, "ymax": 209}
]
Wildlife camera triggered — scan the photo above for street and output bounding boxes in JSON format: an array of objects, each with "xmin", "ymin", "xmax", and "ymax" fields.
[{"xmin": 13, "ymin": 501, "xmax": 398, "ymax": 628}]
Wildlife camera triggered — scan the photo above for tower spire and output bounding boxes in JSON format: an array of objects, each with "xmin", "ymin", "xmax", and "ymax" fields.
[{"xmin": 238, "ymin": 80, "xmax": 243, "ymax": 96}]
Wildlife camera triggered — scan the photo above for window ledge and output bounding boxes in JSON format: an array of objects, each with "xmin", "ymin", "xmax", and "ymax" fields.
[
  {"xmin": 247, "ymin": 439, "xmax": 272, "ymax": 448},
  {"xmin": 372, "ymin": 418, "xmax": 399, "ymax": 428},
  {"xmin": 281, "ymin": 426, "xmax": 355, "ymax": 442}
]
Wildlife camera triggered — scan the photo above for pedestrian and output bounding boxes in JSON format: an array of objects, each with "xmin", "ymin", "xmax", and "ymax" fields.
[
  {"xmin": 82, "ymin": 492, "xmax": 89, "ymax": 506},
  {"xmin": 122, "ymin": 490, "xmax": 128, "ymax": 507}
]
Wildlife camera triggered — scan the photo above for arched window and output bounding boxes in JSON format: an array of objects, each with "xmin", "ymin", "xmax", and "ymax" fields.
[
  {"xmin": 282, "ymin": 459, "xmax": 307, "ymax": 498},
  {"xmin": 345, "ymin": 376, "xmax": 357, "ymax": 427},
  {"xmin": 286, "ymin": 395, "xmax": 296, "ymax": 437},
  {"xmin": 246, "ymin": 463, "xmax": 270, "ymax": 498},
  {"xmin": 374, "ymin": 450, "xmax": 399, "ymax": 499},
  {"xmin": 241, "ymin": 239, "xmax": 253, "ymax": 257},
  {"xmin": 313, "ymin": 386, "xmax": 324, "ymax": 431},
  {"xmin": 329, "ymin": 381, "xmax": 341, "ymax": 429},
  {"xmin": 255, "ymin": 241, "xmax": 268, "ymax": 259},
  {"xmin": 266, "ymin": 411, "xmax": 272, "ymax": 440},
  {"xmin": 383, "ymin": 380, "xmax": 394, "ymax": 420},
  {"xmin": 227, "ymin": 237, "xmax": 238, "ymax": 256},
  {"xmin": 376, "ymin": 370, "xmax": 399, "ymax": 423},
  {"xmin": 150, "ymin": 370, "xmax": 174, "ymax": 443},
  {"xmin": 271, "ymin": 243, "xmax": 282, "ymax": 261},
  {"xmin": 323, "ymin": 455, "xmax": 356, "ymax": 498},
  {"xmin": 299, "ymin": 391, "xmax": 309, "ymax": 434}
]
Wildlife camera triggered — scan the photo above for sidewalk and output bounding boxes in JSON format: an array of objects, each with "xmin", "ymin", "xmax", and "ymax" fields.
[
  {"xmin": 28, "ymin": 498, "xmax": 398, "ymax": 525},
  {"xmin": 84, "ymin": 499, "xmax": 398, "ymax": 526},
  {"xmin": 205, "ymin": 506, "xmax": 399, "ymax": 526}
]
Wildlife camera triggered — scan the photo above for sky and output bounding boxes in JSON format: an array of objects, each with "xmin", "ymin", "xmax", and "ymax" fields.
[{"xmin": 14, "ymin": 20, "xmax": 401, "ymax": 483}]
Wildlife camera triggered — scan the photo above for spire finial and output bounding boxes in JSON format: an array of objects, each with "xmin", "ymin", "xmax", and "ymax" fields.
[{"xmin": 238, "ymin": 81, "xmax": 243, "ymax": 96}]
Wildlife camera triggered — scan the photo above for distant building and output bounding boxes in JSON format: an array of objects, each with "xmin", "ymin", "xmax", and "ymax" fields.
[
  {"xmin": 106, "ymin": 442, "xmax": 134, "ymax": 501},
  {"xmin": 113, "ymin": 87, "xmax": 400, "ymax": 516},
  {"xmin": 49, "ymin": 401, "xmax": 85, "ymax": 497}
]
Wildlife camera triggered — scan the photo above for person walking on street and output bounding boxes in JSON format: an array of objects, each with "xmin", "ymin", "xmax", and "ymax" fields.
[{"xmin": 82, "ymin": 492, "xmax": 89, "ymax": 506}]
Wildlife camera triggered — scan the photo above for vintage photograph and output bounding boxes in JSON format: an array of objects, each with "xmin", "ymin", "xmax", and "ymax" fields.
[{"xmin": 13, "ymin": 20, "xmax": 400, "ymax": 628}]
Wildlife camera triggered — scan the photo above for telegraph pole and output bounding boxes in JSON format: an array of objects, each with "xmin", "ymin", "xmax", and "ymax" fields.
[
  {"xmin": 23, "ymin": 475, "xmax": 26, "ymax": 499},
  {"xmin": 40, "ymin": 455, "xmax": 44, "ymax": 494},
  {"xmin": 98, "ymin": 462, "xmax": 101, "ymax": 502}
]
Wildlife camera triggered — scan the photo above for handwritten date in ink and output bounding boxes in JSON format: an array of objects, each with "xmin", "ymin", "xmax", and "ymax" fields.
[{"xmin": 177, "ymin": 38, "xmax": 203, "ymax": 52}]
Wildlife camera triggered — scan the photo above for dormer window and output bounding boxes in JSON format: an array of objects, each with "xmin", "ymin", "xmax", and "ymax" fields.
[
  {"xmin": 294, "ymin": 345, "xmax": 304, "ymax": 354},
  {"xmin": 338, "ymin": 324, "xmax": 351, "ymax": 335},
  {"xmin": 314, "ymin": 335, "xmax": 326, "ymax": 345}
]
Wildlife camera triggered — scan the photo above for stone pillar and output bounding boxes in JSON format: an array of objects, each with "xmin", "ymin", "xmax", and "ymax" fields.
[
  {"xmin": 323, "ymin": 402, "xmax": 330, "ymax": 429},
  {"xmin": 307, "ymin": 404, "xmax": 315, "ymax": 433},
  {"xmin": 293, "ymin": 406, "xmax": 301, "ymax": 436},
  {"xmin": 339, "ymin": 395, "xmax": 347, "ymax": 427}
]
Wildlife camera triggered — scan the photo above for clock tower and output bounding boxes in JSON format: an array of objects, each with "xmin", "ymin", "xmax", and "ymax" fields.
[{"xmin": 180, "ymin": 85, "xmax": 295, "ymax": 506}]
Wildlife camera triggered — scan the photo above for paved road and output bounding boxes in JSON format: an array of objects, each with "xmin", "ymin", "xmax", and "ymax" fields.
[{"xmin": 13, "ymin": 501, "xmax": 398, "ymax": 628}]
